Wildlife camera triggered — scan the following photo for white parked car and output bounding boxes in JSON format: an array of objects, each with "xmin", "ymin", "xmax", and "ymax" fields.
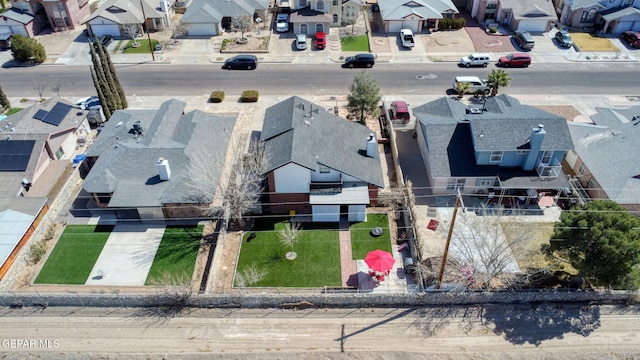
[
  {"xmin": 276, "ymin": 13, "xmax": 289, "ymax": 32},
  {"xmin": 295, "ymin": 34, "xmax": 307, "ymax": 50},
  {"xmin": 459, "ymin": 53, "xmax": 490, "ymax": 68}
]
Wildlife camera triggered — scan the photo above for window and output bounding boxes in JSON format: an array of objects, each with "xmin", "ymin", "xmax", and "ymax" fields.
[
  {"xmin": 579, "ymin": 163, "xmax": 586, "ymax": 176},
  {"xmin": 333, "ymin": 0, "xmax": 338, "ymax": 5},
  {"xmin": 541, "ymin": 151, "xmax": 552, "ymax": 164},
  {"xmin": 490, "ymin": 151, "xmax": 503, "ymax": 162},
  {"xmin": 516, "ymin": 150, "xmax": 528, "ymax": 155},
  {"xmin": 319, "ymin": 165, "xmax": 330, "ymax": 173},
  {"xmin": 625, "ymin": 0, "xmax": 633, "ymax": 5},
  {"xmin": 333, "ymin": 14, "xmax": 338, "ymax": 23},
  {"xmin": 447, "ymin": 178, "xmax": 466, "ymax": 191},
  {"xmin": 300, "ymin": 0, "xmax": 307, "ymax": 7},
  {"xmin": 55, "ymin": 147, "xmax": 65, "ymax": 159},
  {"xmin": 580, "ymin": 9, "xmax": 597, "ymax": 23},
  {"xmin": 588, "ymin": 178, "xmax": 596, "ymax": 189},
  {"xmin": 478, "ymin": 179, "xmax": 493, "ymax": 186},
  {"xmin": 317, "ymin": 0, "xmax": 324, "ymax": 10}
]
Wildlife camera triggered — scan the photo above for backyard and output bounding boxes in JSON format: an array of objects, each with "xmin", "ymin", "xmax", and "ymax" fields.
[{"xmin": 236, "ymin": 214, "xmax": 392, "ymax": 288}]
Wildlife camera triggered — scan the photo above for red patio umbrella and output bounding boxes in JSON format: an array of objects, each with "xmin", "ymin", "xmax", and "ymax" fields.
[{"xmin": 364, "ymin": 249, "xmax": 395, "ymax": 272}]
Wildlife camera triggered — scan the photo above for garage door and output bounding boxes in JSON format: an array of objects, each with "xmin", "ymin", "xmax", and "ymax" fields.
[
  {"xmin": 90, "ymin": 24, "xmax": 121, "ymax": 37},
  {"xmin": 188, "ymin": 23, "xmax": 217, "ymax": 36},
  {"xmin": 401, "ymin": 20, "xmax": 419, "ymax": 33},
  {"xmin": 388, "ymin": 21, "xmax": 402, "ymax": 33},
  {"xmin": 517, "ymin": 19, "xmax": 547, "ymax": 33}
]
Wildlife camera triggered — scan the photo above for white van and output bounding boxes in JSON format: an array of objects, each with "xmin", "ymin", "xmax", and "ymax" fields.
[
  {"xmin": 453, "ymin": 76, "xmax": 491, "ymax": 95},
  {"xmin": 295, "ymin": 34, "xmax": 307, "ymax": 50},
  {"xmin": 459, "ymin": 53, "xmax": 491, "ymax": 68}
]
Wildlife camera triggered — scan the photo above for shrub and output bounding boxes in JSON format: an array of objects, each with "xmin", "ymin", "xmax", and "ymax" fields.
[
  {"xmin": 489, "ymin": 26, "xmax": 498, "ymax": 34},
  {"xmin": 453, "ymin": 18, "xmax": 466, "ymax": 29},
  {"xmin": 10, "ymin": 34, "xmax": 46, "ymax": 63},
  {"xmin": 241, "ymin": 90, "xmax": 259, "ymax": 103},
  {"xmin": 209, "ymin": 91, "xmax": 225, "ymax": 103},
  {"xmin": 44, "ymin": 225, "xmax": 56, "ymax": 241},
  {"xmin": 221, "ymin": 38, "xmax": 231, "ymax": 50},
  {"xmin": 28, "ymin": 241, "xmax": 48, "ymax": 264}
]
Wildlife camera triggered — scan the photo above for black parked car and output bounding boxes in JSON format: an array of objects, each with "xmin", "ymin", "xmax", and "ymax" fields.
[
  {"xmin": 343, "ymin": 53, "xmax": 375, "ymax": 68},
  {"xmin": 222, "ymin": 54, "xmax": 258, "ymax": 70},
  {"xmin": 513, "ymin": 31, "xmax": 535, "ymax": 50}
]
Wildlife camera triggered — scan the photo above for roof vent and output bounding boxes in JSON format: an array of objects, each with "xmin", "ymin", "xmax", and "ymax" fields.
[
  {"xmin": 157, "ymin": 157, "xmax": 171, "ymax": 181},
  {"xmin": 467, "ymin": 107, "xmax": 482, "ymax": 114},
  {"xmin": 131, "ymin": 120, "xmax": 144, "ymax": 136},
  {"xmin": 366, "ymin": 133, "xmax": 377, "ymax": 157}
]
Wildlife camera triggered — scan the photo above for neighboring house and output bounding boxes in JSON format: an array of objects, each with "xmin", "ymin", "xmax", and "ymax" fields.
[
  {"xmin": 413, "ymin": 94, "xmax": 574, "ymax": 195},
  {"xmin": 378, "ymin": 0, "xmax": 459, "ymax": 33},
  {"xmin": 0, "ymin": 97, "xmax": 91, "ymax": 280},
  {"xmin": 559, "ymin": 0, "xmax": 640, "ymax": 33},
  {"xmin": 181, "ymin": 0, "xmax": 268, "ymax": 36},
  {"xmin": 9, "ymin": 0, "xmax": 90, "ymax": 33},
  {"xmin": 565, "ymin": 106, "xmax": 640, "ymax": 212},
  {"xmin": 467, "ymin": 0, "xmax": 556, "ymax": 32},
  {"xmin": 289, "ymin": 6, "xmax": 332, "ymax": 35},
  {"xmin": 82, "ymin": 99, "xmax": 236, "ymax": 220},
  {"xmin": 81, "ymin": 0, "xmax": 173, "ymax": 38},
  {"xmin": 260, "ymin": 96, "xmax": 384, "ymax": 222},
  {"xmin": 284, "ymin": 0, "xmax": 362, "ymax": 34},
  {"xmin": 0, "ymin": 8, "xmax": 36, "ymax": 37}
]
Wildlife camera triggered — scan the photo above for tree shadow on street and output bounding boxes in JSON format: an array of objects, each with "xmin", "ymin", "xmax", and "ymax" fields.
[{"xmin": 483, "ymin": 302, "xmax": 601, "ymax": 346}]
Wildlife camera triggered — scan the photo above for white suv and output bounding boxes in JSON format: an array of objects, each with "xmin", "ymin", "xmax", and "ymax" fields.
[
  {"xmin": 459, "ymin": 53, "xmax": 490, "ymax": 68},
  {"xmin": 453, "ymin": 76, "xmax": 491, "ymax": 95},
  {"xmin": 276, "ymin": 13, "xmax": 289, "ymax": 32}
]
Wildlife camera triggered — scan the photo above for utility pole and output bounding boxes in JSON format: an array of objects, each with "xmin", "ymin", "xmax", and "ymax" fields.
[
  {"xmin": 435, "ymin": 188, "xmax": 462, "ymax": 290},
  {"xmin": 140, "ymin": 0, "xmax": 155, "ymax": 61}
]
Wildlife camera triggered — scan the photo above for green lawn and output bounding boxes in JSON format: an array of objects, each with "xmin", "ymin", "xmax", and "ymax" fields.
[
  {"xmin": 145, "ymin": 225, "xmax": 204, "ymax": 285},
  {"xmin": 122, "ymin": 39, "xmax": 160, "ymax": 54},
  {"xmin": 236, "ymin": 218, "xmax": 341, "ymax": 287},
  {"xmin": 341, "ymin": 34, "xmax": 370, "ymax": 51},
  {"xmin": 6, "ymin": 108, "xmax": 23, "ymax": 115},
  {"xmin": 34, "ymin": 225, "xmax": 114, "ymax": 284},
  {"xmin": 350, "ymin": 214, "xmax": 392, "ymax": 259}
]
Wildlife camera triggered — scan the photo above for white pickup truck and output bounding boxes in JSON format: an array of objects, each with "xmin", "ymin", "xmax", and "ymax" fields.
[{"xmin": 399, "ymin": 29, "xmax": 415, "ymax": 49}]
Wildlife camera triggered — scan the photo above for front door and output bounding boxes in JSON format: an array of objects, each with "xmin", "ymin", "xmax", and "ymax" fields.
[{"xmin": 502, "ymin": 12, "xmax": 511, "ymax": 26}]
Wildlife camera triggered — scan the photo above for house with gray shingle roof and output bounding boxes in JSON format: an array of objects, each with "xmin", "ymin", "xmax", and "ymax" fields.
[
  {"xmin": 378, "ymin": 0, "xmax": 458, "ymax": 33},
  {"xmin": 80, "ymin": 0, "xmax": 171, "ymax": 38},
  {"xmin": 260, "ymin": 96, "xmax": 384, "ymax": 222},
  {"xmin": 558, "ymin": 0, "xmax": 640, "ymax": 33},
  {"xmin": 566, "ymin": 106, "xmax": 640, "ymax": 212},
  {"xmin": 181, "ymin": 0, "xmax": 268, "ymax": 36},
  {"xmin": 413, "ymin": 94, "xmax": 574, "ymax": 196},
  {"xmin": 0, "ymin": 8, "xmax": 36, "ymax": 37},
  {"xmin": 468, "ymin": 0, "xmax": 555, "ymax": 33},
  {"xmin": 82, "ymin": 99, "xmax": 236, "ymax": 220}
]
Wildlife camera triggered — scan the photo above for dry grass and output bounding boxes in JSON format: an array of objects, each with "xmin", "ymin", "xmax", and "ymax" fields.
[
  {"xmin": 534, "ymin": 105, "xmax": 582, "ymax": 122},
  {"xmin": 502, "ymin": 222, "xmax": 555, "ymax": 269},
  {"xmin": 571, "ymin": 33, "xmax": 619, "ymax": 52}
]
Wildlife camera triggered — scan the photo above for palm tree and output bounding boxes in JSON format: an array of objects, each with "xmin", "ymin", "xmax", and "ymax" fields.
[
  {"xmin": 456, "ymin": 81, "xmax": 471, "ymax": 98},
  {"xmin": 487, "ymin": 69, "xmax": 511, "ymax": 97}
]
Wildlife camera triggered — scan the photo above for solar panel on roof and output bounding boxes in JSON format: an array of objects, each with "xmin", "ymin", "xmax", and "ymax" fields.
[
  {"xmin": 33, "ymin": 109, "xmax": 48, "ymax": 121},
  {"xmin": 0, "ymin": 140, "xmax": 36, "ymax": 172},
  {"xmin": 41, "ymin": 102, "xmax": 71, "ymax": 126}
]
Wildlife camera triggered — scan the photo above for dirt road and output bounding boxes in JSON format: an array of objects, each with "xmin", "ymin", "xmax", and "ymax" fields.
[{"xmin": 1, "ymin": 304, "xmax": 639, "ymax": 359}]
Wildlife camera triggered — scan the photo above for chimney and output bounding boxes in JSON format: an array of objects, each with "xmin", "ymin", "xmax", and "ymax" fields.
[
  {"xmin": 157, "ymin": 157, "xmax": 171, "ymax": 181},
  {"xmin": 523, "ymin": 124, "xmax": 546, "ymax": 171},
  {"xmin": 366, "ymin": 133, "xmax": 377, "ymax": 157}
]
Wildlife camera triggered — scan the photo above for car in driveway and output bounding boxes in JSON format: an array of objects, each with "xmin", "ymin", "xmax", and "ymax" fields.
[
  {"xmin": 554, "ymin": 30, "xmax": 573, "ymax": 48},
  {"xmin": 343, "ymin": 53, "xmax": 375, "ymax": 68},
  {"xmin": 0, "ymin": 32, "xmax": 13, "ymax": 50},
  {"xmin": 295, "ymin": 34, "xmax": 307, "ymax": 50},
  {"xmin": 513, "ymin": 31, "xmax": 535, "ymax": 50},
  {"xmin": 498, "ymin": 53, "xmax": 531, "ymax": 67},
  {"xmin": 621, "ymin": 31, "xmax": 640, "ymax": 48},
  {"xmin": 276, "ymin": 13, "xmax": 289, "ymax": 33},
  {"xmin": 222, "ymin": 54, "xmax": 258, "ymax": 70},
  {"xmin": 314, "ymin": 31, "xmax": 326, "ymax": 49}
]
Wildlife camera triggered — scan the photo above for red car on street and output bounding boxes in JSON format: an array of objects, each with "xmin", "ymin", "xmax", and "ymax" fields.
[
  {"xmin": 314, "ymin": 32, "xmax": 326, "ymax": 50},
  {"xmin": 498, "ymin": 53, "xmax": 531, "ymax": 67}
]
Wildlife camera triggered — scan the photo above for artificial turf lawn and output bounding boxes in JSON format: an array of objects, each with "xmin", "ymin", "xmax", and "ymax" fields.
[
  {"xmin": 341, "ymin": 34, "xmax": 370, "ymax": 51},
  {"xmin": 122, "ymin": 39, "xmax": 160, "ymax": 54},
  {"xmin": 34, "ymin": 225, "xmax": 114, "ymax": 285},
  {"xmin": 236, "ymin": 217, "xmax": 341, "ymax": 287},
  {"xmin": 145, "ymin": 225, "xmax": 204, "ymax": 285},
  {"xmin": 350, "ymin": 213, "xmax": 392, "ymax": 259}
]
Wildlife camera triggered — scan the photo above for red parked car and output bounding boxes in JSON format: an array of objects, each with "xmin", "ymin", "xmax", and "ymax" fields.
[
  {"xmin": 314, "ymin": 32, "xmax": 326, "ymax": 49},
  {"xmin": 621, "ymin": 31, "xmax": 640, "ymax": 48},
  {"xmin": 498, "ymin": 53, "xmax": 531, "ymax": 67}
]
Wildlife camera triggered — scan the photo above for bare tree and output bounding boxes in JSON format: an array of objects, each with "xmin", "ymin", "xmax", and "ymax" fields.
[
  {"xmin": 223, "ymin": 141, "xmax": 269, "ymax": 229},
  {"xmin": 436, "ymin": 205, "xmax": 532, "ymax": 290},
  {"xmin": 235, "ymin": 262, "xmax": 266, "ymax": 287},
  {"xmin": 232, "ymin": 14, "xmax": 253, "ymax": 40},
  {"xmin": 51, "ymin": 78, "xmax": 62, "ymax": 97},
  {"xmin": 278, "ymin": 221, "xmax": 302, "ymax": 260},
  {"xmin": 121, "ymin": 13, "xmax": 143, "ymax": 47},
  {"xmin": 170, "ymin": 22, "xmax": 188, "ymax": 41},
  {"xmin": 32, "ymin": 79, "xmax": 47, "ymax": 101}
]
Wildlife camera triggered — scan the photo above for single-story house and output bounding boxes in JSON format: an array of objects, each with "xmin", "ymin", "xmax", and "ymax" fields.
[
  {"xmin": 467, "ymin": 0, "xmax": 556, "ymax": 32},
  {"xmin": 181, "ymin": 0, "xmax": 268, "ymax": 36},
  {"xmin": 565, "ymin": 106, "xmax": 640, "ymax": 213},
  {"xmin": 0, "ymin": 97, "xmax": 91, "ymax": 279},
  {"xmin": 559, "ymin": 0, "xmax": 640, "ymax": 33},
  {"xmin": 413, "ymin": 94, "xmax": 574, "ymax": 196},
  {"xmin": 82, "ymin": 99, "xmax": 236, "ymax": 220},
  {"xmin": 0, "ymin": 8, "xmax": 36, "ymax": 38},
  {"xmin": 378, "ymin": 0, "xmax": 459, "ymax": 33},
  {"xmin": 81, "ymin": 0, "xmax": 172, "ymax": 38},
  {"xmin": 259, "ymin": 96, "xmax": 384, "ymax": 222},
  {"xmin": 8, "ymin": 0, "xmax": 90, "ymax": 33}
]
